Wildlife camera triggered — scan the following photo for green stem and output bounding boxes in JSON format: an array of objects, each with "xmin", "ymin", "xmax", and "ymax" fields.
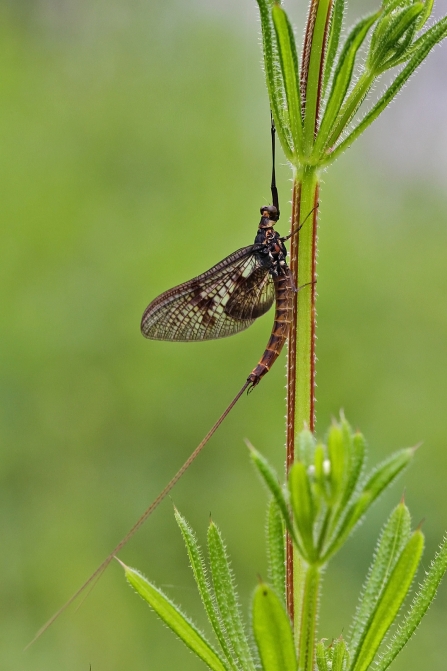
[
  {"xmin": 297, "ymin": 563, "xmax": 321, "ymax": 671},
  {"xmin": 286, "ymin": 166, "xmax": 319, "ymax": 626}
]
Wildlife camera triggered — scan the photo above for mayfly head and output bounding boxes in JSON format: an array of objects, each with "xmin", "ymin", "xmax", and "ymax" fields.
[{"xmin": 259, "ymin": 204, "xmax": 279, "ymax": 227}]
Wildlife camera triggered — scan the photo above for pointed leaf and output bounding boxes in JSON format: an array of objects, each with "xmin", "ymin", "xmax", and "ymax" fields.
[
  {"xmin": 323, "ymin": 0, "xmax": 345, "ymax": 97},
  {"xmin": 266, "ymin": 498, "xmax": 286, "ymax": 605},
  {"xmin": 315, "ymin": 12, "xmax": 379, "ymax": 157},
  {"xmin": 207, "ymin": 521, "xmax": 256, "ymax": 671},
  {"xmin": 332, "ymin": 637, "xmax": 348, "ymax": 671},
  {"xmin": 296, "ymin": 427, "xmax": 316, "ymax": 468},
  {"xmin": 349, "ymin": 500, "xmax": 411, "ymax": 655},
  {"xmin": 368, "ymin": 3, "xmax": 424, "ymax": 73},
  {"xmin": 375, "ymin": 534, "xmax": 447, "ymax": 671},
  {"xmin": 252, "ymin": 583, "xmax": 297, "ymax": 671},
  {"xmin": 351, "ymin": 529, "xmax": 424, "ymax": 671},
  {"xmin": 316, "ymin": 640, "xmax": 329, "ymax": 671},
  {"xmin": 174, "ymin": 510, "xmax": 238, "ymax": 670},
  {"xmin": 416, "ymin": 0, "xmax": 434, "ymax": 30},
  {"xmin": 250, "ymin": 446, "xmax": 301, "ymax": 551},
  {"xmin": 255, "ymin": 0, "xmax": 293, "ymax": 159},
  {"xmin": 323, "ymin": 447, "xmax": 414, "ymax": 560},
  {"xmin": 325, "ymin": 16, "xmax": 447, "ymax": 165},
  {"xmin": 272, "ymin": 4, "xmax": 303, "ymax": 155},
  {"xmin": 361, "ymin": 447, "xmax": 414, "ymax": 501},
  {"xmin": 289, "ymin": 461, "xmax": 315, "ymax": 559},
  {"xmin": 123, "ymin": 565, "xmax": 229, "ymax": 671}
]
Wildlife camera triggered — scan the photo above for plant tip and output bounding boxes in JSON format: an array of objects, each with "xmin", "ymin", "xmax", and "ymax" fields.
[
  {"xmin": 244, "ymin": 438, "xmax": 255, "ymax": 451},
  {"xmin": 411, "ymin": 441, "xmax": 423, "ymax": 453},
  {"xmin": 114, "ymin": 556, "xmax": 128, "ymax": 569}
]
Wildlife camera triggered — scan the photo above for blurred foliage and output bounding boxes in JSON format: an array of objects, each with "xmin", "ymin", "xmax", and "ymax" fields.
[{"xmin": 0, "ymin": 0, "xmax": 446, "ymax": 669}]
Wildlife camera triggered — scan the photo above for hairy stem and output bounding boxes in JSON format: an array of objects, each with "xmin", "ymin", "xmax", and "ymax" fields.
[
  {"xmin": 286, "ymin": 168, "xmax": 319, "ymax": 624},
  {"xmin": 298, "ymin": 563, "xmax": 321, "ymax": 671}
]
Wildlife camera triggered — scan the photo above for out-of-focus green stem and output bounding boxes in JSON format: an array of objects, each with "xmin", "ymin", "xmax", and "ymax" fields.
[{"xmin": 297, "ymin": 563, "xmax": 321, "ymax": 671}]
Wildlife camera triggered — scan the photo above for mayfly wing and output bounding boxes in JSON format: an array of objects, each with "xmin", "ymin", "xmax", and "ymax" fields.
[{"xmin": 141, "ymin": 245, "xmax": 275, "ymax": 341}]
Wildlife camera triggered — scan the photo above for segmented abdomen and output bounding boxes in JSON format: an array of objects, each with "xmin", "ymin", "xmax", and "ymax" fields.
[{"xmin": 247, "ymin": 270, "xmax": 293, "ymax": 387}]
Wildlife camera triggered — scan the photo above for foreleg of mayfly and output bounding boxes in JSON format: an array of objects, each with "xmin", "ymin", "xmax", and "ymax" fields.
[
  {"xmin": 25, "ymin": 380, "xmax": 250, "ymax": 649},
  {"xmin": 281, "ymin": 202, "xmax": 320, "ymax": 242}
]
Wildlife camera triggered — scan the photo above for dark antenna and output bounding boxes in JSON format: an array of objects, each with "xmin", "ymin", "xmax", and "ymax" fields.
[{"xmin": 270, "ymin": 112, "xmax": 280, "ymax": 217}]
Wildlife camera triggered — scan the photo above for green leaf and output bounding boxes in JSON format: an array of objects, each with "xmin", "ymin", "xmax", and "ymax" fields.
[
  {"xmin": 174, "ymin": 510, "xmax": 238, "ymax": 670},
  {"xmin": 289, "ymin": 461, "xmax": 315, "ymax": 560},
  {"xmin": 416, "ymin": 0, "xmax": 434, "ymax": 30},
  {"xmin": 361, "ymin": 447, "xmax": 414, "ymax": 500},
  {"xmin": 266, "ymin": 498, "xmax": 286, "ymax": 605},
  {"xmin": 322, "ymin": 491, "xmax": 372, "ymax": 561},
  {"xmin": 315, "ymin": 12, "xmax": 379, "ymax": 158},
  {"xmin": 375, "ymin": 534, "xmax": 447, "ymax": 671},
  {"xmin": 325, "ymin": 16, "xmax": 447, "ymax": 164},
  {"xmin": 316, "ymin": 640, "xmax": 329, "ymax": 671},
  {"xmin": 323, "ymin": 0, "xmax": 345, "ymax": 97},
  {"xmin": 368, "ymin": 3, "xmax": 424, "ymax": 73},
  {"xmin": 296, "ymin": 427, "xmax": 316, "ymax": 468},
  {"xmin": 351, "ymin": 529, "xmax": 424, "ymax": 671},
  {"xmin": 272, "ymin": 4, "xmax": 303, "ymax": 156},
  {"xmin": 349, "ymin": 500, "xmax": 411, "ymax": 655},
  {"xmin": 332, "ymin": 636, "xmax": 348, "ymax": 671},
  {"xmin": 252, "ymin": 583, "xmax": 297, "ymax": 671},
  {"xmin": 327, "ymin": 422, "xmax": 345, "ymax": 502},
  {"xmin": 207, "ymin": 521, "xmax": 256, "ymax": 671},
  {"xmin": 323, "ymin": 447, "xmax": 414, "ymax": 560},
  {"xmin": 314, "ymin": 442, "xmax": 329, "ymax": 499},
  {"xmin": 335, "ymin": 426, "xmax": 366, "ymax": 525},
  {"xmin": 255, "ymin": 0, "xmax": 293, "ymax": 159},
  {"xmin": 123, "ymin": 564, "xmax": 229, "ymax": 671},
  {"xmin": 250, "ymin": 446, "xmax": 302, "ymax": 552}
]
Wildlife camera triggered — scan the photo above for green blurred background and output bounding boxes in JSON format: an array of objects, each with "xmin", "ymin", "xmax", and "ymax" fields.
[{"xmin": 1, "ymin": 0, "xmax": 447, "ymax": 669}]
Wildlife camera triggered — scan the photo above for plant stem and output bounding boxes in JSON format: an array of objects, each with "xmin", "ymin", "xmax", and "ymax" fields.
[
  {"xmin": 286, "ymin": 166, "xmax": 319, "ymax": 628},
  {"xmin": 286, "ymin": 0, "xmax": 328, "ymax": 646},
  {"xmin": 297, "ymin": 563, "xmax": 321, "ymax": 671}
]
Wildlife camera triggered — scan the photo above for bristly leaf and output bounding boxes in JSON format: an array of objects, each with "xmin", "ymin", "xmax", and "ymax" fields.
[
  {"xmin": 349, "ymin": 500, "xmax": 412, "ymax": 656},
  {"xmin": 322, "ymin": 0, "xmax": 345, "ymax": 97},
  {"xmin": 375, "ymin": 534, "xmax": 447, "ymax": 671},
  {"xmin": 289, "ymin": 461, "xmax": 316, "ymax": 560},
  {"xmin": 350, "ymin": 529, "xmax": 424, "ymax": 671},
  {"xmin": 123, "ymin": 564, "xmax": 229, "ymax": 671},
  {"xmin": 316, "ymin": 640, "xmax": 330, "ymax": 671},
  {"xmin": 324, "ymin": 15, "xmax": 447, "ymax": 164},
  {"xmin": 255, "ymin": 0, "xmax": 293, "ymax": 159},
  {"xmin": 315, "ymin": 12, "xmax": 380, "ymax": 157},
  {"xmin": 207, "ymin": 521, "xmax": 256, "ymax": 671},
  {"xmin": 416, "ymin": 0, "xmax": 434, "ymax": 30},
  {"xmin": 367, "ymin": 3, "xmax": 424, "ymax": 73},
  {"xmin": 272, "ymin": 4, "xmax": 303, "ymax": 157},
  {"xmin": 266, "ymin": 498, "xmax": 286, "ymax": 605},
  {"xmin": 332, "ymin": 636, "xmax": 349, "ymax": 671},
  {"xmin": 322, "ymin": 447, "xmax": 415, "ymax": 561},
  {"xmin": 250, "ymin": 444, "xmax": 302, "ymax": 553},
  {"xmin": 174, "ymin": 509, "xmax": 239, "ymax": 670},
  {"xmin": 296, "ymin": 427, "xmax": 316, "ymax": 468},
  {"xmin": 252, "ymin": 583, "xmax": 297, "ymax": 671}
]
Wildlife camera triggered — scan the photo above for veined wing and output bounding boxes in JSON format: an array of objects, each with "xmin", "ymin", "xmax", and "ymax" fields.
[{"xmin": 141, "ymin": 245, "xmax": 275, "ymax": 341}]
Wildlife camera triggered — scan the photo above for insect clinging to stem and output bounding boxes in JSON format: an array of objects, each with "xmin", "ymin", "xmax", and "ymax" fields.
[{"xmin": 27, "ymin": 116, "xmax": 317, "ymax": 647}]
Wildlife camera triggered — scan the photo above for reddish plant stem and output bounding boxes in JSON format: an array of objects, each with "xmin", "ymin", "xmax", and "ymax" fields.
[{"xmin": 286, "ymin": 180, "xmax": 302, "ymax": 619}]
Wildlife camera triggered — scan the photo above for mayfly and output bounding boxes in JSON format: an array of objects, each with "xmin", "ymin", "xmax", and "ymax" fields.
[{"xmin": 28, "ymin": 119, "xmax": 312, "ymax": 646}]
